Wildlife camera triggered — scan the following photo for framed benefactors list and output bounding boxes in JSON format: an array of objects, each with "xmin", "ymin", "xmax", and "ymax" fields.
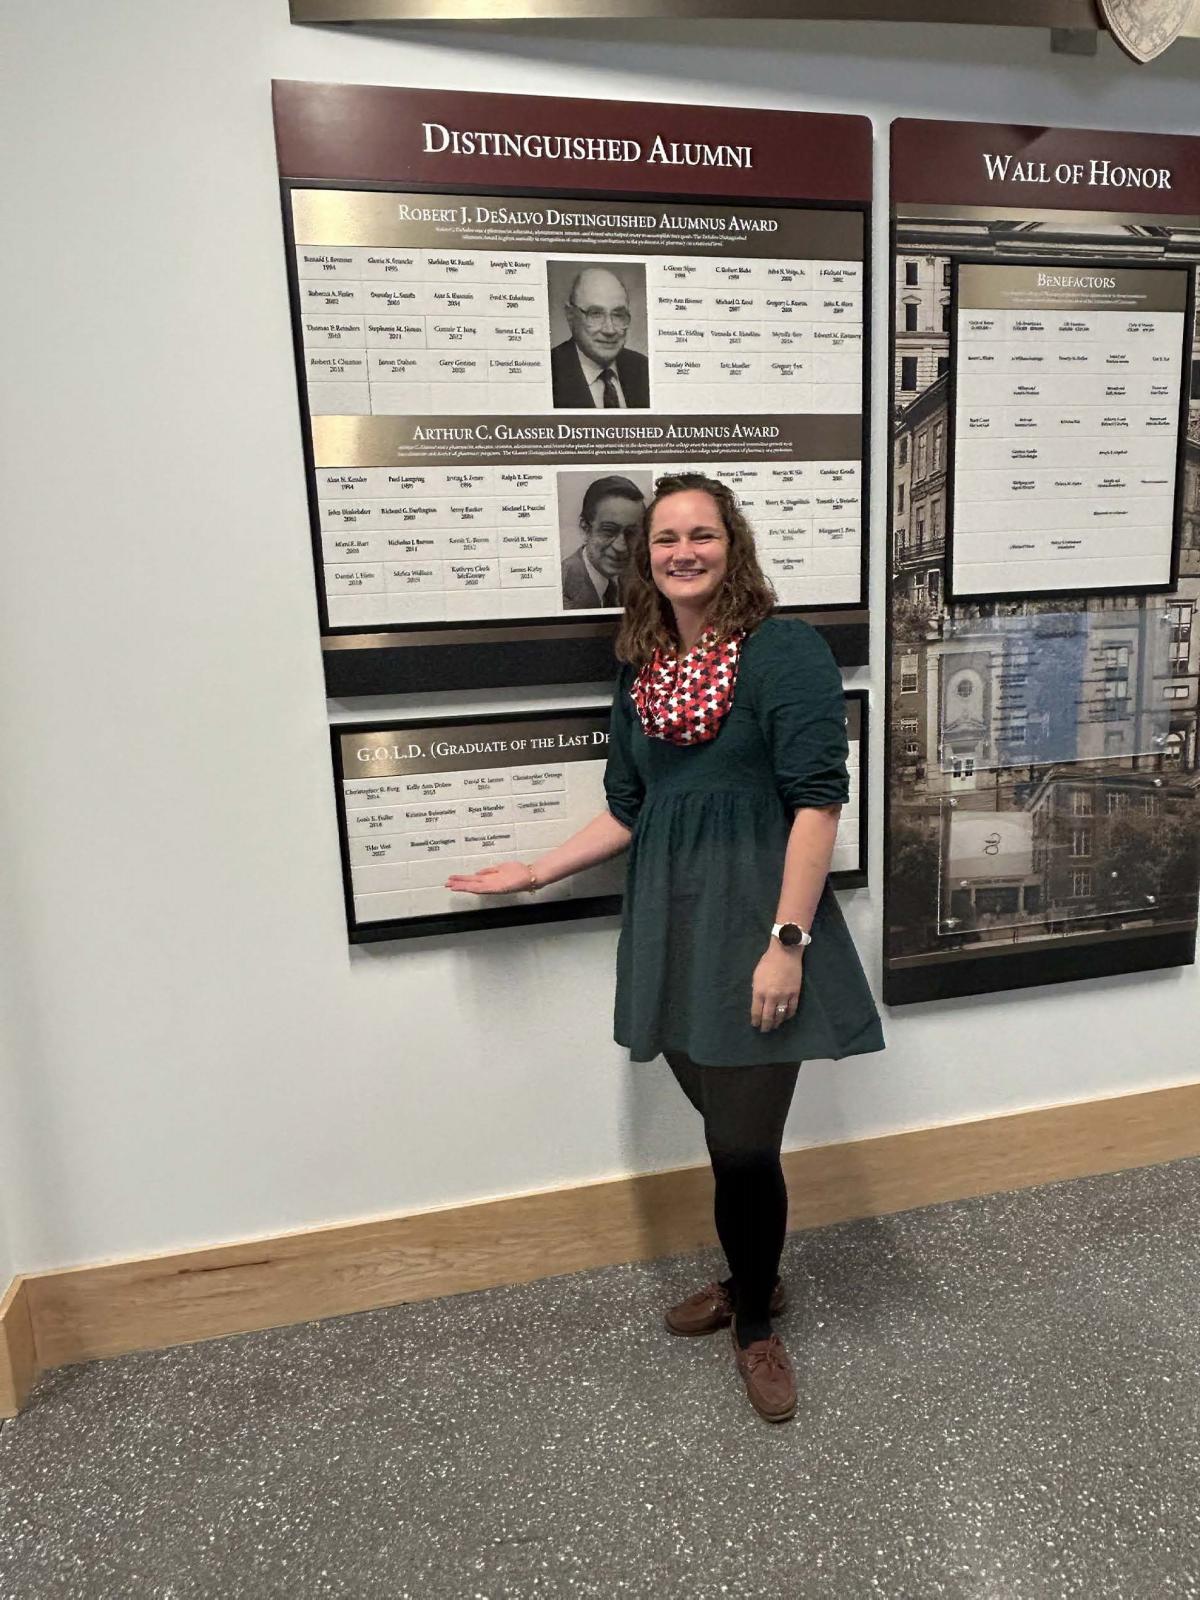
[
  {"xmin": 332, "ymin": 692, "xmax": 867, "ymax": 942},
  {"xmin": 884, "ymin": 118, "xmax": 1200, "ymax": 1007},
  {"xmin": 948, "ymin": 260, "xmax": 1191, "ymax": 599},
  {"xmin": 271, "ymin": 82, "xmax": 872, "ymax": 694}
]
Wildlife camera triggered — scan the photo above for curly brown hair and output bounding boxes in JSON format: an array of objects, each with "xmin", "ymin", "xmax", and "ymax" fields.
[{"xmin": 614, "ymin": 473, "xmax": 776, "ymax": 666}]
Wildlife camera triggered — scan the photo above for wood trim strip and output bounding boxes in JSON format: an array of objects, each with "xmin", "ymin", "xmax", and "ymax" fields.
[
  {"xmin": 13, "ymin": 1081, "xmax": 1200, "ymax": 1392},
  {"xmin": 0, "ymin": 1278, "xmax": 37, "ymax": 1420}
]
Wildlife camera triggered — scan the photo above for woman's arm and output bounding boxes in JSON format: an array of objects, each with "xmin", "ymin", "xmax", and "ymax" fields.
[
  {"xmin": 750, "ymin": 802, "xmax": 841, "ymax": 1032},
  {"xmin": 750, "ymin": 623, "xmax": 851, "ymax": 1032},
  {"xmin": 445, "ymin": 808, "xmax": 632, "ymax": 897},
  {"xmin": 774, "ymin": 802, "xmax": 841, "ymax": 932}
]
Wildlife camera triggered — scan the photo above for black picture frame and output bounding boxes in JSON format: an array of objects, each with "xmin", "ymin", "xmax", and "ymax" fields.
[
  {"xmin": 331, "ymin": 704, "xmax": 621, "ymax": 944},
  {"xmin": 835, "ymin": 687, "xmax": 869, "ymax": 890},
  {"xmin": 944, "ymin": 254, "xmax": 1194, "ymax": 606}
]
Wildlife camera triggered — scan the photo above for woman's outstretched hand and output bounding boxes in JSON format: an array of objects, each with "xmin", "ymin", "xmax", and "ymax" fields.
[{"xmin": 445, "ymin": 861, "xmax": 534, "ymax": 896}]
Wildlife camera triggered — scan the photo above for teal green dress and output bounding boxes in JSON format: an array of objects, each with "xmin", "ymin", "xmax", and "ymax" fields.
[{"xmin": 604, "ymin": 615, "xmax": 885, "ymax": 1067}]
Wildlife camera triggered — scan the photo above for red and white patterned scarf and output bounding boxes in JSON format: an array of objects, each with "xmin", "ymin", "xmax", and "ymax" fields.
[{"xmin": 630, "ymin": 628, "xmax": 745, "ymax": 746}]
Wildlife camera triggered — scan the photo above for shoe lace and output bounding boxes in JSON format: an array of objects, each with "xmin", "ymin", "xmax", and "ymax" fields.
[{"xmin": 744, "ymin": 1336, "xmax": 788, "ymax": 1376}]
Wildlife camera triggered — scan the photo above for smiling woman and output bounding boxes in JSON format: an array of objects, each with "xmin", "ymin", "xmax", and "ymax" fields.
[
  {"xmin": 620, "ymin": 474, "xmax": 773, "ymax": 664},
  {"xmin": 447, "ymin": 470, "xmax": 883, "ymax": 1420}
]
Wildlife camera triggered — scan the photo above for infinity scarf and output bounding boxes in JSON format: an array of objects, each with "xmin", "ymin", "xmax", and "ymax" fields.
[{"xmin": 630, "ymin": 628, "xmax": 746, "ymax": 746}]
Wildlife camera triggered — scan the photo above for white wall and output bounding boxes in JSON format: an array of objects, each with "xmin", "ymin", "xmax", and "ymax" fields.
[
  {"xmin": 0, "ymin": 1157, "xmax": 13, "ymax": 1290},
  {"xmin": 1, "ymin": 1, "xmax": 1197, "ymax": 1279},
  {"xmin": 0, "ymin": 892, "xmax": 26, "ymax": 1291},
  {"xmin": 0, "ymin": 1211, "xmax": 12, "ymax": 1299},
  {"xmin": 0, "ymin": 1174, "xmax": 13, "ymax": 1290}
]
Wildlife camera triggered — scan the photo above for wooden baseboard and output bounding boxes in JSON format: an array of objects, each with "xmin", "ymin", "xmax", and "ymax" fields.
[
  {"xmin": 0, "ymin": 1277, "xmax": 36, "ymax": 1420},
  {"xmin": 6, "ymin": 1080, "xmax": 1200, "ymax": 1414}
]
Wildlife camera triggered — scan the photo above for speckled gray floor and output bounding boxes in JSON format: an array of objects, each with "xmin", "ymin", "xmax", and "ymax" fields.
[{"xmin": 3, "ymin": 1157, "xmax": 1200, "ymax": 1599}]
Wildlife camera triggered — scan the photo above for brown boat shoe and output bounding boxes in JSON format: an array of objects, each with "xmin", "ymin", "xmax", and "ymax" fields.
[
  {"xmin": 664, "ymin": 1276, "xmax": 786, "ymax": 1336},
  {"xmin": 730, "ymin": 1316, "xmax": 797, "ymax": 1423}
]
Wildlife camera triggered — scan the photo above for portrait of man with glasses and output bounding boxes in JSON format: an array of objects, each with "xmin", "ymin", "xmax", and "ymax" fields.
[
  {"xmin": 549, "ymin": 263, "xmax": 651, "ymax": 409},
  {"xmin": 558, "ymin": 470, "xmax": 649, "ymax": 610}
]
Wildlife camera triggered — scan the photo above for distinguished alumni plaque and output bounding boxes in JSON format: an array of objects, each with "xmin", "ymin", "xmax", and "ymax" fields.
[{"xmin": 273, "ymin": 82, "xmax": 873, "ymax": 691}]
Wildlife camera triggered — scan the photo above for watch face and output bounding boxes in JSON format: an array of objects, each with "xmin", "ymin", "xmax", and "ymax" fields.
[{"xmin": 778, "ymin": 922, "xmax": 804, "ymax": 947}]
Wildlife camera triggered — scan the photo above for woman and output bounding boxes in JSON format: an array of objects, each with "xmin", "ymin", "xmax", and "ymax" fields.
[{"xmin": 447, "ymin": 472, "xmax": 884, "ymax": 1424}]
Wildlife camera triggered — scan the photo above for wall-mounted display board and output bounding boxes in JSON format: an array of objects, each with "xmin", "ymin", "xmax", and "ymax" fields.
[
  {"xmin": 831, "ymin": 689, "xmax": 868, "ymax": 889},
  {"xmin": 272, "ymin": 82, "xmax": 872, "ymax": 694},
  {"xmin": 884, "ymin": 118, "xmax": 1200, "ymax": 1006},
  {"xmin": 331, "ymin": 690, "xmax": 868, "ymax": 942},
  {"xmin": 333, "ymin": 707, "xmax": 623, "ymax": 940}
]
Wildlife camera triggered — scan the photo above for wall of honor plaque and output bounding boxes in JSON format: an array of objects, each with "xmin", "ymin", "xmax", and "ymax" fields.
[
  {"xmin": 884, "ymin": 118, "xmax": 1200, "ymax": 1006},
  {"xmin": 332, "ymin": 692, "xmax": 867, "ymax": 941},
  {"xmin": 272, "ymin": 81, "xmax": 872, "ymax": 694}
]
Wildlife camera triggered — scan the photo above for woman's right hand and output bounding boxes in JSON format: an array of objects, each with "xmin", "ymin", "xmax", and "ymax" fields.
[{"xmin": 445, "ymin": 860, "xmax": 535, "ymax": 896}]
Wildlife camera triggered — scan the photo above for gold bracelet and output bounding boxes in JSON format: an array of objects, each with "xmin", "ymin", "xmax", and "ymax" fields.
[{"xmin": 525, "ymin": 863, "xmax": 539, "ymax": 893}]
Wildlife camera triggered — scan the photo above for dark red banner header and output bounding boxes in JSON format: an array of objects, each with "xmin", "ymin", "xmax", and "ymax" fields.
[
  {"xmin": 892, "ymin": 117, "xmax": 1200, "ymax": 216},
  {"xmin": 272, "ymin": 80, "xmax": 871, "ymax": 204}
]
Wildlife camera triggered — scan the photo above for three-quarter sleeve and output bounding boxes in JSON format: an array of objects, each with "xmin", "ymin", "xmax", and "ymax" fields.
[
  {"xmin": 603, "ymin": 669, "xmax": 645, "ymax": 828},
  {"xmin": 755, "ymin": 622, "xmax": 850, "ymax": 811}
]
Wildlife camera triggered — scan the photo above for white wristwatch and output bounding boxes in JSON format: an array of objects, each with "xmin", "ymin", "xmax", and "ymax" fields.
[{"xmin": 771, "ymin": 921, "xmax": 812, "ymax": 949}]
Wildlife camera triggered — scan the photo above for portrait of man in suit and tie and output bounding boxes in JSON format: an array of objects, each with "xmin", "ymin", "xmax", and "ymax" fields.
[
  {"xmin": 547, "ymin": 263, "xmax": 651, "ymax": 410},
  {"xmin": 558, "ymin": 471, "xmax": 650, "ymax": 611}
]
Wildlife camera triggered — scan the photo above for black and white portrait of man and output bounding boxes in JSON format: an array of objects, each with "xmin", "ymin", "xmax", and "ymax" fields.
[
  {"xmin": 547, "ymin": 262, "xmax": 650, "ymax": 410},
  {"xmin": 558, "ymin": 470, "xmax": 650, "ymax": 609}
]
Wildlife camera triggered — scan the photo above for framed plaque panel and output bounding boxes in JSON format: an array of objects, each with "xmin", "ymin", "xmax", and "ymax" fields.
[
  {"xmin": 272, "ymin": 82, "xmax": 873, "ymax": 693},
  {"xmin": 832, "ymin": 688, "xmax": 868, "ymax": 887},
  {"xmin": 884, "ymin": 118, "xmax": 1200, "ymax": 1006},
  {"xmin": 333, "ymin": 707, "xmax": 622, "ymax": 941},
  {"xmin": 947, "ymin": 259, "xmax": 1192, "ymax": 600},
  {"xmin": 331, "ymin": 690, "xmax": 868, "ymax": 942}
]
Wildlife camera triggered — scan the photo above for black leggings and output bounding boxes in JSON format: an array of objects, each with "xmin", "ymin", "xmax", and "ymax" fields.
[{"xmin": 664, "ymin": 1050, "xmax": 801, "ymax": 1327}]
